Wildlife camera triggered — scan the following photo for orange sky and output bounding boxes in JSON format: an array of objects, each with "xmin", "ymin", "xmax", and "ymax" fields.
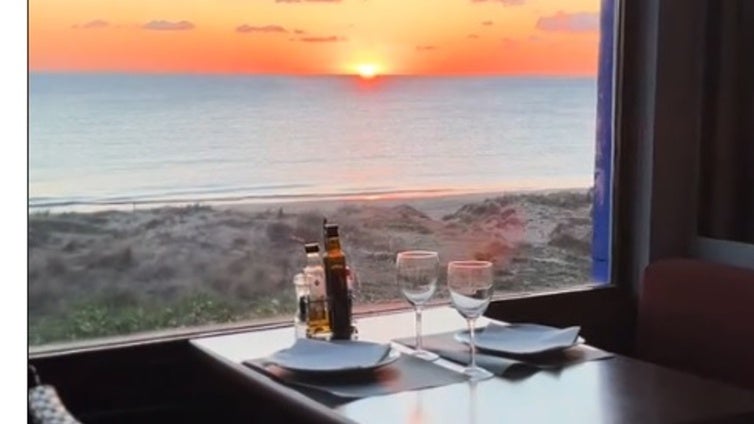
[{"xmin": 29, "ymin": 0, "xmax": 601, "ymax": 76}]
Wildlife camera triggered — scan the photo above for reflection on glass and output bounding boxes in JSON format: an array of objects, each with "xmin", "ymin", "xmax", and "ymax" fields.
[
  {"xmin": 408, "ymin": 390, "xmax": 425, "ymax": 424},
  {"xmin": 468, "ymin": 380, "xmax": 479, "ymax": 424}
]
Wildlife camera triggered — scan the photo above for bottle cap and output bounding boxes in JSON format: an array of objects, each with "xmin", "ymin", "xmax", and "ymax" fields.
[
  {"xmin": 324, "ymin": 223, "xmax": 339, "ymax": 237},
  {"xmin": 304, "ymin": 243, "xmax": 320, "ymax": 253}
]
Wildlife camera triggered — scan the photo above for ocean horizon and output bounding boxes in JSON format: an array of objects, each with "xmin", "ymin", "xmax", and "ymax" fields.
[{"xmin": 29, "ymin": 73, "xmax": 597, "ymax": 211}]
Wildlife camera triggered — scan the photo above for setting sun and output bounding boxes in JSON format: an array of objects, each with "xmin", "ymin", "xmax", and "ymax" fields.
[{"xmin": 356, "ymin": 64, "xmax": 379, "ymax": 79}]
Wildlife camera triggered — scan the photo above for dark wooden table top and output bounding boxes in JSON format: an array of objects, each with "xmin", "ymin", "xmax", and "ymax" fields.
[{"xmin": 190, "ymin": 307, "xmax": 754, "ymax": 424}]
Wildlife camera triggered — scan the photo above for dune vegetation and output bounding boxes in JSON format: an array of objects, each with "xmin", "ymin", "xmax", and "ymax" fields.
[{"xmin": 29, "ymin": 189, "xmax": 593, "ymax": 345}]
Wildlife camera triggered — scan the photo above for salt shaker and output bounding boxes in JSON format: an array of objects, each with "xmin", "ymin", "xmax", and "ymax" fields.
[{"xmin": 292, "ymin": 273, "xmax": 309, "ymax": 339}]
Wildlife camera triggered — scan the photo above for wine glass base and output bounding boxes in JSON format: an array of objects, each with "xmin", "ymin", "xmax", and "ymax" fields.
[
  {"xmin": 411, "ymin": 349, "xmax": 440, "ymax": 361},
  {"xmin": 461, "ymin": 366, "xmax": 494, "ymax": 381}
]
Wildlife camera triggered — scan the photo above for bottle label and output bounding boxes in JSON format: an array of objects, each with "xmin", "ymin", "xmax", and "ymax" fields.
[{"xmin": 304, "ymin": 268, "xmax": 330, "ymax": 337}]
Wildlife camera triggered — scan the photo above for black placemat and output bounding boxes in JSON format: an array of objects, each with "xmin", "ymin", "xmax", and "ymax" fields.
[
  {"xmin": 394, "ymin": 330, "xmax": 614, "ymax": 377},
  {"xmin": 243, "ymin": 352, "xmax": 468, "ymax": 402}
]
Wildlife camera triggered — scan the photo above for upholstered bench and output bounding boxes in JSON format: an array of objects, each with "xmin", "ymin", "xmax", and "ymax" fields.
[{"xmin": 637, "ymin": 258, "xmax": 754, "ymax": 390}]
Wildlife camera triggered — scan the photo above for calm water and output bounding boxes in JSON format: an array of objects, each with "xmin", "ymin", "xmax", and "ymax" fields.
[{"xmin": 29, "ymin": 73, "xmax": 597, "ymax": 210}]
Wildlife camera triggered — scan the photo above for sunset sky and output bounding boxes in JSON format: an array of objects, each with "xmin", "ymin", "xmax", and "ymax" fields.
[{"xmin": 30, "ymin": 0, "xmax": 601, "ymax": 76}]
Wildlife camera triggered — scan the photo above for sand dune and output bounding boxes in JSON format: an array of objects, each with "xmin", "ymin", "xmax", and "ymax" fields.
[{"xmin": 28, "ymin": 188, "xmax": 594, "ymax": 345}]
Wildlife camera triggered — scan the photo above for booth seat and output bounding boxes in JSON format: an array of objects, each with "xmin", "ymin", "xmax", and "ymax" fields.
[{"xmin": 637, "ymin": 258, "xmax": 754, "ymax": 391}]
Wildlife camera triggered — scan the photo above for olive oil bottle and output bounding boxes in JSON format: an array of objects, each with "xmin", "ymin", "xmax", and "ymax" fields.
[{"xmin": 322, "ymin": 223, "xmax": 353, "ymax": 340}]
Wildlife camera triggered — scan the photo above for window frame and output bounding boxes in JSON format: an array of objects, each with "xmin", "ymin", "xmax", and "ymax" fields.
[{"xmin": 31, "ymin": 0, "xmax": 696, "ymax": 358}]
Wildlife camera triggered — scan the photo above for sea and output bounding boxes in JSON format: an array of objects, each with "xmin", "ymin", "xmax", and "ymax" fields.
[{"xmin": 29, "ymin": 73, "xmax": 597, "ymax": 211}]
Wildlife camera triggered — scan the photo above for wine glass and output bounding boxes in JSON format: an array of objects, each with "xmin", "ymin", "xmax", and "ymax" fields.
[
  {"xmin": 396, "ymin": 251, "xmax": 440, "ymax": 361},
  {"xmin": 447, "ymin": 260, "xmax": 494, "ymax": 381}
]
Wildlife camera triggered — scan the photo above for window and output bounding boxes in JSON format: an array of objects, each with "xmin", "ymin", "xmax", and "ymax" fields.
[{"xmin": 29, "ymin": 0, "xmax": 608, "ymax": 346}]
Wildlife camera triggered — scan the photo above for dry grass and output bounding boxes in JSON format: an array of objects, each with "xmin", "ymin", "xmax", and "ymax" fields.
[{"xmin": 29, "ymin": 189, "xmax": 594, "ymax": 344}]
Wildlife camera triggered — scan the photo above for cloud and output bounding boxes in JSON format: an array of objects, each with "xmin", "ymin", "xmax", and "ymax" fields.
[
  {"xmin": 142, "ymin": 20, "xmax": 195, "ymax": 31},
  {"xmin": 416, "ymin": 45, "xmax": 437, "ymax": 52},
  {"xmin": 467, "ymin": 34, "xmax": 480, "ymax": 39},
  {"xmin": 536, "ymin": 11, "xmax": 599, "ymax": 32},
  {"xmin": 501, "ymin": 37, "xmax": 519, "ymax": 47},
  {"xmin": 74, "ymin": 19, "xmax": 109, "ymax": 29},
  {"xmin": 299, "ymin": 35, "xmax": 346, "ymax": 42},
  {"xmin": 236, "ymin": 24, "xmax": 287, "ymax": 34},
  {"xmin": 276, "ymin": 0, "xmax": 342, "ymax": 3},
  {"xmin": 471, "ymin": 0, "xmax": 525, "ymax": 5},
  {"xmin": 482, "ymin": 20, "xmax": 494, "ymax": 26},
  {"xmin": 294, "ymin": 29, "xmax": 306, "ymax": 34}
]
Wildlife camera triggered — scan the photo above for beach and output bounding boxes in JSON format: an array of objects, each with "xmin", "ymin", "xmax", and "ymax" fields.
[{"xmin": 28, "ymin": 188, "xmax": 594, "ymax": 345}]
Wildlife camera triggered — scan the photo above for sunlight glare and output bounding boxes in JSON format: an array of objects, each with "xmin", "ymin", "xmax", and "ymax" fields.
[{"xmin": 356, "ymin": 63, "xmax": 379, "ymax": 79}]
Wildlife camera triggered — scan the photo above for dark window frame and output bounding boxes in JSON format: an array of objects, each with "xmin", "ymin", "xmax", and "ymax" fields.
[{"xmin": 34, "ymin": 0, "xmax": 713, "ymax": 359}]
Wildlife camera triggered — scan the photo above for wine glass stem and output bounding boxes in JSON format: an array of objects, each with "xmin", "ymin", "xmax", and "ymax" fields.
[
  {"xmin": 468, "ymin": 318, "xmax": 477, "ymax": 369},
  {"xmin": 415, "ymin": 306, "xmax": 423, "ymax": 352}
]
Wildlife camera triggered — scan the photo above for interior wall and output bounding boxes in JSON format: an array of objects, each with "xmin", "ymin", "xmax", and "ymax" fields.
[{"xmin": 614, "ymin": 0, "xmax": 709, "ymax": 294}]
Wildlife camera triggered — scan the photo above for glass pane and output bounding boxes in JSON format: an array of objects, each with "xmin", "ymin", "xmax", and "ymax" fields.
[{"xmin": 29, "ymin": 0, "xmax": 604, "ymax": 345}]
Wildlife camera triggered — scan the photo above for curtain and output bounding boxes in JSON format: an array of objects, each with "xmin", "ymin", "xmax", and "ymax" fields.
[{"xmin": 697, "ymin": 0, "xmax": 754, "ymax": 243}]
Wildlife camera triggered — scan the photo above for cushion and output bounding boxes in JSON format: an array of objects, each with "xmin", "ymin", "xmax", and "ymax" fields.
[{"xmin": 637, "ymin": 258, "xmax": 754, "ymax": 390}]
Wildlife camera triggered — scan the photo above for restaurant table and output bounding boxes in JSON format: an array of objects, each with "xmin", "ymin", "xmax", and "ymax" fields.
[{"xmin": 190, "ymin": 307, "xmax": 754, "ymax": 424}]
